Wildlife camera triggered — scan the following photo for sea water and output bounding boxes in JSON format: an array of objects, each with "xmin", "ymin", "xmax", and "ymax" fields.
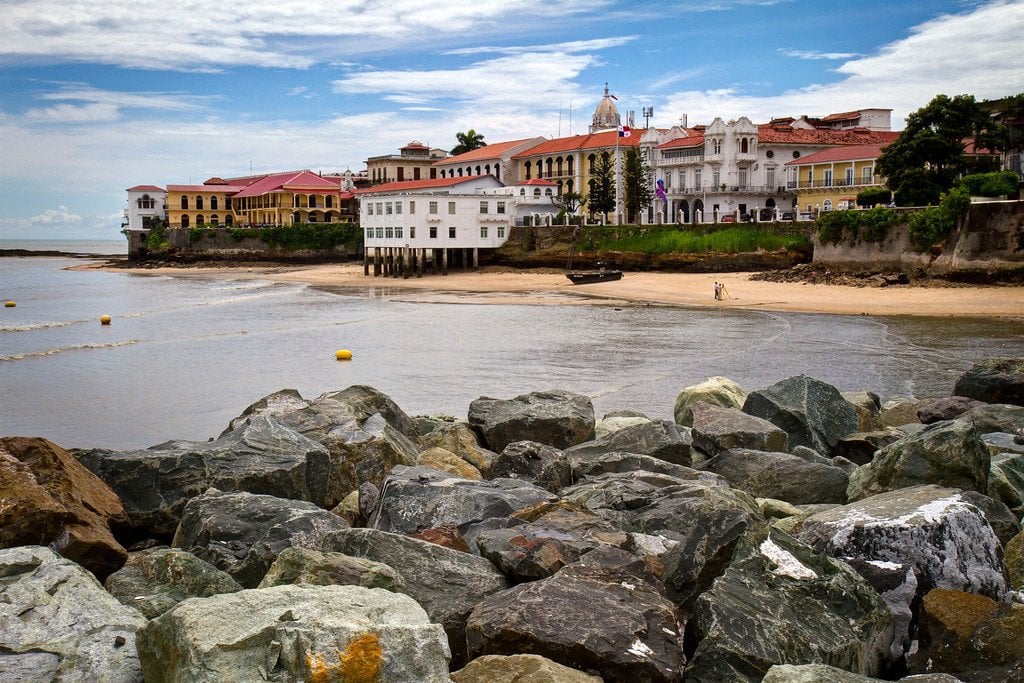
[{"xmin": 2, "ymin": 241, "xmax": 1022, "ymax": 450}]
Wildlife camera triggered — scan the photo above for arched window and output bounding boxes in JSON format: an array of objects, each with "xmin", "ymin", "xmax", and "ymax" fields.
[
  {"xmin": 485, "ymin": 164, "xmax": 491, "ymax": 175},
  {"xmin": 567, "ymin": 156, "xmax": 574, "ymax": 175},
  {"xmin": 566, "ymin": 179, "xmax": 574, "ymax": 193},
  {"xmin": 196, "ymin": 214, "xmax": 205, "ymax": 225},
  {"xmin": 466, "ymin": 166, "xmax": 472, "ymax": 176},
  {"xmin": 520, "ymin": 188, "xmax": 526, "ymax": 196},
  {"xmin": 138, "ymin": 194, "xmax": 154, "ymax": 209},
  {"xmin": 326, "ymin": 196, "xmax": 334, "ymax": 208},
  {"xmin": 545, "ymin": 188, "xmax": 553, "ymax": 196},
  {"xmin": 740, "ymin": 138, "xmax": 749, "ymax": 153},
  {"xmin": 556, "ymin": 180, "xmax": 563, "ymax": 194},
  {"xmin": 210, "ymin": 214, "xmax": 219, "ymax": 225},
  {"xmin": 534, "ymin": 188, "xmax": 541, "ymax": 198},
  {"xmin": 458, "ymin": 168, "xmax": 464, "ymax": 177},
  {"xmin": 225, "ymin": 215, "xmax": 233, "ymax": 226},
  {"xmin": 495, "ymin": 163, "xmax": 500, "ymax": 177},
  {"xmin": 475, "ymin": 165, "xmax": 481, "ymax": 175},
  {"xmin": 180, "ymin": 215, "xmax": 190, "ymax": 228},
  {"xmin": 545, "ymin": 158, "xmax": 553, "ymax": 176},
  {"xmin": 588, "ymin": 154, "xmax": 596, "ymax": 173},
  {"xmin": 195, "ymin": 196, "xmax": 204, "ymax": 210},
  {"xmin": 524, "ymin": 161, "xmax": 531, "ymax": 180},
  {"xmin": 180, "ymin": 196, "xmax": 189, "ymax": 210},
  {"xmin": 556, "ymin": 157, "xmax": 563, "ymax": 176},
  {"xmin": 211, "ymin": 196, "xmax": 219, "ymax": 210},
  {"xmin": 823, "ymin": 199, "xmax": 833, "ymax": 212}
]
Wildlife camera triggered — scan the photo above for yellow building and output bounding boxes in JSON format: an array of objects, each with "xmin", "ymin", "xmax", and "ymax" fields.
[
  {"xmin": 366, "ymin": 141, "xmax": 448, "ymax": 185},
  {"xmin": 165, "ymin": 177, "xmax": 247, "ymax": 228},
  {"xmin": 785, "ymin": 143, "xmax": 889, "ymax": 214}
]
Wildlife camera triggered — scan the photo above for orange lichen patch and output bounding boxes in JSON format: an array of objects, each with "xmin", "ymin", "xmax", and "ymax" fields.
[
  {"xmin": 923, "ymin": 588, "xmax": 999, "ymax": 643},
  {"xmin": 305, "ymin": 633, "xmax": 384, "ymax": 683}
]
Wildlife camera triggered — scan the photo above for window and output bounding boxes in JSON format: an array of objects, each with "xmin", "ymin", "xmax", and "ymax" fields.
[
  {"xmin": 711, "ymin": 139, "xmax": 722, "ymax": 154},
  {"xmin": 545, "ymin": 188, "xmax": 553, "ymax": 196},
  {"xmin": 824, "ymin": 170, "xmax": 833, "ymax": 187},
  {"xmin": 385, "ymin": 227, "xmax": 394, "ymax": 238},
  {"xmin": 396, "ymin": 227, "xmax": 403, "ymax": 238},
  {"xmin": 845, "ymin": 168, "xmax": 854, "ymax": 185},
  {"xmin": 409, "ymin": 201, "xmax": 415, "ymax": 214},
  {"xmin": 366, "ymin": 227, "xmax": 373, "ymax": 238},
  {"xmin": 196, "ymin": 196, "xmax": 204, "ymax": 210},
  {"xmin": 497, "ymin": 226, "xmax": 505, "ymax": 238},
  {"xmin": 695, "ymin": 169, "xmax": 702, "ymax": 188},
  {"xmin": 196, "ymin": 214, "xmax": 204, "ymax": 224},
  {"xmin": 712, "ymin": 171, "xmax": 720, "ymax": 187},
  {"xmin": 211, "ymin": 196, "xmax": 219, "ymax": 210},
  {"xmin": 520, "ymin": 188, "xmax": 526, "ymax": 196},
  {"xmin": 448, "ymin": 226, "xmax": 456, "ymax": 238},
  {"xmin": 138, "ymin": 194, "xmax": 155, "ymax": 209},
  {"xmin": 386, "ymin": 202, "xmax": 393, "ymax": 215},
  {"xmin": 766, "ymin": 168, "xmax": 776, "ymax": 189},
  {"xmin": 429, "ymin": 201, "xmax": 438, "ymax": 214},
  {"xmin": 181, "ymin": 215, "xmax": 190, "ymax": 228},
  {"xmin": 534, "ymin": 188, "xmax": 541, "ymax": 198},
  {"xmin": 863, "ymin": 166, "xmax": 873, "ymax": 183},
  {"xmin": 376, "ymin": 227, "xmax": 384, "ymax": 238},
  {"xmin": 376, "ymin": 202, "xmax": 383, "ymax": 215},
  {"xmin": 410, "ymin": 227, "xmax": 415, "ymax": 238},
  {"xmin": 326, "ymin": 196, "xmax": 333, "ymax": 208},
  {"xmin": 823, "ymin": 199, "xmax": 833, "ymax": 211},
  {"xmin": 765, "ymin": 150, "xmax": 775, "ymax": 159},
  {"xmin": 368, "ymin": 203, "xmax": 374, "ymax": 215},
  {"xmin": 181, "ymin": 196, "xmax": 189, "ymax": 210},
  {"xmin": 448, "ymin": 201, "xmax": 456, "ymax": 215},
  {"xmin": 429, "ymin": 226, "xmax": 437, "ymax": 238},
  {"xmin": 807, "ymin": 170, "xmax": 813, "ymax": 185},
  {"xmin": 479, "ymin": 201, "xmax": 488, "ymax": 214},
  {"xmin": 414, "ymin": 167, "xmax": 420, "ymax": 180},
  {"xmin": 480, "ymin": 226, "xmax": 489, "ymax": 238},
  {"xmin": 225, "ymin": 197, "xmax": 232, "ymax": 209},
  {"xmin": 496, "ymin": 201, "xmax": 506, "ymax": 214},
  {"xmin": 210, "ymin": 215, "xmax": 219, "ymax": 225},
  {"xmin": 395, "ymin": 201, "xmax": 402, "ymax": 215}
]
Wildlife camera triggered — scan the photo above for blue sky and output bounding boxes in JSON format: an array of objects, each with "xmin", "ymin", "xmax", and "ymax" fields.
[{"xmin": 1, "ymin": 0, "xmax": 1022, "ymax": 239}]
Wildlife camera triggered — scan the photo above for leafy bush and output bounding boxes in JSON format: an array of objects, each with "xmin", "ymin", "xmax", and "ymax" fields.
[
  {"xmin": 816, "ymin": 207, "xmax": 899, "ymax": 245},
  {"xmin": 145, "ymin": 221, "xmax": 171, "ymax": 251},
  {"xmin": 585, "ymin": 226, "xmax": 811, "ymax": 254},
  {"xmin": 906, "ymin": 186, "xmax": 971, "ymax": 251},
  {"xmin": 856, "ymin": 187, "xmax": 892, "ymax": 207},
  {"xmin": 960, "ymin": 171, "xmax": 1020, "ymax": 198},
  {"xmin": 254, "ymin": 223, "xmax": 360, "ymax": 249}
]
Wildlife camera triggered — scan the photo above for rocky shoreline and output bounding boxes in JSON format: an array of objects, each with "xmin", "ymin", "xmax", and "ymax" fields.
[{"xmin": 2, "ymin": 359, "xmax": 1024, "ymax": 681}]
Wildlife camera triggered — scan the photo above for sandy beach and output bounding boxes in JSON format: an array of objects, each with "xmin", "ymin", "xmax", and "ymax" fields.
[{"xmin": 96, "ymin": 262, "xmax": 1024, "ymax": 319}]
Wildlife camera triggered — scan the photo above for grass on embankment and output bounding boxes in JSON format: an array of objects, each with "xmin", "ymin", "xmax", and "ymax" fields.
[{"xmin": 580, "ymin": 226, "xmax": 812, "ymax": 254}]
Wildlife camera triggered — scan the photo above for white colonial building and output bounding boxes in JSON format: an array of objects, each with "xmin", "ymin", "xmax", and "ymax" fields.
[
  {"xmin": 357, "ymin": 175, "xmax": 560, "ymax": 277},
  {"xmin": 122, "ymin": 185, "xmax": 167, "ymax": 231}
]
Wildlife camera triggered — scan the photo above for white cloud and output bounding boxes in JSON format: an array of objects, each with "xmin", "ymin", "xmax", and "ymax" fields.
[
  {"xmin": 779, "ymin": 49, "xmax": 860, "ymax": 60},
  {"xmin": 31, "ymin": 206, "xmax": 82, "ymax": 224},
  {"xmin": 0, "ymin": 0, "xmax": 612, "ymax": 71},
  {"xmin": 659, "ymin": 0, "xmax": 1024, "ymax": 128},
  {"xmin": 23, "ymin": 102, "xmax": 120, "ymax": 123}
]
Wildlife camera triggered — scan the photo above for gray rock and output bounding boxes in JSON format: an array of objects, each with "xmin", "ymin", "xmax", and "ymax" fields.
[
  {"xmin": 674, "ymin": 376, "xmax": 747, "ymax": 427},
  {"xmin": 989, "ymin": 452, "xmax": 1024, "ymax": 517},
  {"xmin": 137, "ymin": 585, "xmax": 450, "ymax": 682},
  {"xmin": 75, "ymin": 415, "xmax": 332, "ymax": 538},
  {"xmin": 958, "ymin": 490, "xmax": 1021, "ymax": 547},
  {"xmin": 451, "ymin": 654, "xmax": 602, "ymax": 682},
  {"xmin": 953, "ymin": 357, "xmax": 1024, "ymax": 406},
  {"xmin": 700, "ymin": 448, "xmax": 849, "ymax": 505},
  {"xmin": 595, "ymin": 413, "xmax": 651, "ymax": 439},
  {"xmin": 468, "ymin": 389, "xmax": 595, "ymax": 452},
  {"xmin": 0, "ymin": 546, "xmax": 146, "ymax": 682},
  {"xmin": 568, "ymin": 450, "xmax": 726, "ymax": 486},
  {"xmin": 368, "ymin": 465, "xmax": 556, "ymax": 536},
  {"xmin": 917, "ymin": 396, "xmax": 987, "ymax": 424},
  {"xmin": 742, "ymin": 374, "xmax": 860, "ymax": 457},
  {"xmin": 466, "ymin": 545, "xmax": 685, "ymax": 682},
  {"xmin": 789, "ymin": 444, "xmax": 832, "ymax": 465},
  {"xmin": 834, "ymin": 428, "xmax": 907, "ymax": 466},
  {"xmin": 686, "ymin": 528, "xmax": 894, "ymax": 682},
  {"xmin": 844, "ymin": 558, "xmax": 920, "ymax": 661},
  {"xmin": 475, "ymin": 524, "xmax": 601, "ymax": 583},
  {"xmin": 795, "ymin": 485, "xmax": 1009, "ymax": 599},
  {"xmin": 257, "ymin": 547, "xmax": 405, "ymax": 592},
  {"xmin": 565, "ymin": 419, "xmax": 692, "ymax": 466},
  {"xmin": 958, "ymin": 403, "xmax": 1024, "ymax": 434},
  {"xmin": 983, "ymin": 432, "xmax": 1024, "ymax": 456},
  {"xmin": 762, "ymin": 663, "xmax": 882, "ymax": 682},
  {"xmin": 847, "ymin": 418, "xmax": 990, "ymax": 501},
  {"xmin": 104, "ymin": 547, "xmax": 242, "ymax": 618},
  {"xmin": 172, "ymin": 489, "xmax": 349, "ymax": 588},
  {"xmin": 487, "ymin": 441, "xmax": 573, "ymax": 493},
  {"xmin": 223, "ymin": 386, "xmax": 422, "ymax": 505},
  {"xmin": 323, "ymin": 527, "xmax": 510, "ymax": 666},
  {"xmin": 690, "ymin": 402, "xmax": 788, "ymax": 456}
]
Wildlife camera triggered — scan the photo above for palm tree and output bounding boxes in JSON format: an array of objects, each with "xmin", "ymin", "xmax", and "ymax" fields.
[{"xmin": 451, "ymin": 129, "xmax": 487, "ymax": 155}]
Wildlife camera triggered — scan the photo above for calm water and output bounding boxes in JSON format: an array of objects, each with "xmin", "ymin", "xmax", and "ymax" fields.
[{"xmin": 2, "ymin": 241, "xmax": 1022, "ymax": 450}]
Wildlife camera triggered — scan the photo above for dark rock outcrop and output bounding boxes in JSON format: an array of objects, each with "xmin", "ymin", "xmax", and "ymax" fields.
[
  {"xmin": 565, "ymin": 419, "xmax": 692, "ymax": 467},
  {"xmin": 487, "ymin": 441, "xmax": 573, "ymax": 493},
  {"xmin": 954, "ymin": 357, "xmax": 1024, "ymax": 406},
  {"xmin": 917, "ymin": 396, "xmax": 987, "ymax": 424},
  {"xmin": 690, "ymin": 402, "xmax": 788, "ymax": 456},
  {"xmin": 468, "ymin": 389, "xmax": 595, "ymax": 452},
  {"xmin": 700, "ymin": 447, "xmax": 849, "ymax": 505}
]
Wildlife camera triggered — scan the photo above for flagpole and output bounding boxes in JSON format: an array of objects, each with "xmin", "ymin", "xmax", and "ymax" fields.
[{"xmin": 615, "ymin": 124, "xmax": 621, "ymax": 225}]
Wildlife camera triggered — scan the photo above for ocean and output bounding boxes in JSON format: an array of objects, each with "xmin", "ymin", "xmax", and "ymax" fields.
[{"xmin": 2, "ymin": 240, "xmax": 1022, "ymax": 451}]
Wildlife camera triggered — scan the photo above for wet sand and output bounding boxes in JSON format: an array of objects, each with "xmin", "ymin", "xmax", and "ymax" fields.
[{"xmin": 97, "ymin": 262, "xmax": 1024, "ymax": 320}]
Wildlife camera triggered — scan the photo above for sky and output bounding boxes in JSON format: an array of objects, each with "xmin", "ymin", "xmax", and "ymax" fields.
[{"xmin": 1, "ymin": 0, "xmax": 1022, "ymax": 240}]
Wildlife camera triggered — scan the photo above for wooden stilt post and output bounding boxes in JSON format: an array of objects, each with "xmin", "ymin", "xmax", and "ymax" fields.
[
  {"xmin": 363, "ymin": 247, "xmax": 369, "ymax": 276},
  {"xmin": 442, "ymin": 248, "xmax": 448, "ymax": 276}
]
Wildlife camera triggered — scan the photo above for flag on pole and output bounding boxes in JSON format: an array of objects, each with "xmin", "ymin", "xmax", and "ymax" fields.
[
  {"xmin": 656, "ymin": 178, "xmax": 667, "ymax": 203},
  {"xmin": 618, "ymin": 125, "xmax": 631, "ymax": 138},
  {"xmin": 609, "ymin": 94, "xmax": 618, "ymax": 100}
]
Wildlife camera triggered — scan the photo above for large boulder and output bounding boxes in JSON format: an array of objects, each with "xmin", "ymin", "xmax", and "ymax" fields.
[
  {"xmin": 0, "ymin": 546, "xmax": 146, "ymax": 682},
  {"xmin": 796, "ymin": 485, "xmax": 1008, "ymax": 599},
  {"xmin": 223, "ymin": 386, "xmax": 421, "ymax": 505},
  {"xmin": 568, "ymin": 450, "xmax": 726, "ymax": 486},
  {"xmin": 415, "ymin": 421, "xmax": 497, "ymax": 474},
  {"xmin": 0, "ymin": 436, "xmax": 128, "ymax": 580},
  {"xmin": 958, "ymin": 403, "xmax": 1024, "ymax": 434},
  {"xmin": 75, "ymin": 415, "xmax": 332, "ymax": 540},
  {"xmin": 487, "ymin": 441, "xmax": 573, "ymax": 493},
  {"xmin": 834, "ymin": 428, "xmax": 906, "ymax": 466},
  {"xmin": 686, "ymin": 528, "xmax": 895, "ymax": 682},
  {"xmin": 416, "ymin": 446, "xmax": 483, "ymax": 480},
  {"xmin": 953, "ymin": 357, "xmax": 1024, "ymax": 406},
  {"xmin": 368, "ymin": 465, "xmax": 556, "ymax": 536},
  {"xmin": 323, "ymin": 527, "xmax": 509, "ymax": 666},
  {"xmin": 690, "ymin": 402, "xmax": 788, "ymax": 456},
  {"xmin": 475, "ymin": 523, "xmax": 603, "ymax": 583},
  {"xmin": 451, "ymin": 654, "xmax": 602, "ymax": 683},
  {"xmin": 847, "ymin": 418, "xmax": 990, "ymax": 501},
  {"xmin": 742, "ymin": 375, "xmax": 859, "ymax": 457},
  {"xmin": 674, "ymin": 376, "xmax": 747, "ymax": 427},
  {"xmin": 917, "ymin": 396, "xmax": 987, "ymax": 424},
  {"xmin": 843, "ymin": 558, "xmax": 920, "ymax": 662},
  {"xmin": 104, "ymin": 547, "xmax": 242, "ymax": 618},
  {"xmin": 564, "ymin": 420, "xmax": 692, "ymax": 467},
  {"xmin": 466, "ymin": 546, "xmax": 685, "ymax": 682},
  {"xmin": 468, "ymin": 389, "xmax": 595, "ymax": 452},
  {"xmin": 257, "ymin": 546, "xmax": 406, "ymax": 592},
  {"xmin": 595, "ymin": 411, "xmax": 652, "ymax": 439},
  {"xmin": 906, "ymin": 588, "xmax": 1024, "ymax": 682},
  {"xmin": 700, "ymin": 448, "xmax": 849, "ymax": 505},
  {"xmin": 842, "ymin": 390, "xmax": 883, "ymax": 432},
  {"xmin": 137, "ymin": 585, "xmax": 451, "ymax": 682},
  {"xmin": 172, "ymin": 489, "xmax": 349, "ymax": 588},
  {"xmin": 989, "ymin": 452, "xmax": 1024, "ymax": 517}
]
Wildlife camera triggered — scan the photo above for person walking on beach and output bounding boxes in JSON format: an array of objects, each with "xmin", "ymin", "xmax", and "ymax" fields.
[{"xmin": 713, "ymin": 281, "xmax": 721, "ymax": 300}]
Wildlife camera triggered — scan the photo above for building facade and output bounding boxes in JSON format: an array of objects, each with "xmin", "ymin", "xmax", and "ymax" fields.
[
  {"xmin": 123, "ymin": 185, "xmax": 167, "ymax": 231},
  {"xmin": 365, "ymin": 141, "xmax": 449, "ymax": 185},
  {"xmin": 785, "ymin": 143, "xmax": 889, "ymax": 213},
  {"xmin": 434, "ymin": 137, "xmax": 545, "ymax": 184}
]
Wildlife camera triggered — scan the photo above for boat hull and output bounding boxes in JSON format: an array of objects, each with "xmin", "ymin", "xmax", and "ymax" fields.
[{"xmin": 566, "ymin": 270, "xmax": 623, "ymax": 285}]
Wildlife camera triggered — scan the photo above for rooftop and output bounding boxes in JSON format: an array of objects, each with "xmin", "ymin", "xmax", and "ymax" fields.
[{"xmin": 356, "ymin": 175, "xmax": 493, "ymax": 194}]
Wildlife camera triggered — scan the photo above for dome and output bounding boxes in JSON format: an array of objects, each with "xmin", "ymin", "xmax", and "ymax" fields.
[{"xmin": 590, "ymin": 83, "xmax": 621, "ymax": 133}]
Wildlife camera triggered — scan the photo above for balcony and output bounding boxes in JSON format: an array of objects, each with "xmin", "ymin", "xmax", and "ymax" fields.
[{"xmin": 787, "ymin": 178, "xmax": 882, "ymax": 190}]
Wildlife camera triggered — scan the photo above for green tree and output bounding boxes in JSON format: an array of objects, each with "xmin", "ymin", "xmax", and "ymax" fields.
[
  {"xmin": 451, "ymin": 129, "xmax": 487, "ymax": 156},
  {"xmin": 877, "ymin": 93, "xmax": 1005, "ymax": 206},
  {"xmin": 552, "ymin": 190, "xmax": 586, "ymax": 214},
  {"xmin": 588, "ymin": 151, "xmax": 616, "ymax": 219},
  {"xmin": 623, "ymin": 147, "xmax": 654, "ymax": 223}
]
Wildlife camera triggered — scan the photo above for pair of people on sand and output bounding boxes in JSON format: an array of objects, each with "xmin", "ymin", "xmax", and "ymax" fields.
[{"xmin": 714, "ymin": 281, "xmax": 727, "ymax": 300}]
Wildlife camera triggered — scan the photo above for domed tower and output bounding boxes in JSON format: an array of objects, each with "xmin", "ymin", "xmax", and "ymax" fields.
[{"xmin": 590, "ymin": 83, "xmax": 621, "ymax": 133}]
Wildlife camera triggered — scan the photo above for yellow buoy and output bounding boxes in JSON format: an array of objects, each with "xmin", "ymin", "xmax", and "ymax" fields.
[
  {"xmin": 335, "ymin": 349, "xmax": 353, "ymax": 360},
  {"xmin": 4, "ymin": 301, "xmax": 14, "ymax": 307},
  {"xmin": 100, "ymin": 314, "xmax": 112, "ymax": 325}
]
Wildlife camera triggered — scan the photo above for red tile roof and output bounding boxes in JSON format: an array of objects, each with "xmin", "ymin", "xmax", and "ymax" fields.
[
  {"xmin": 785, "ymin": 143, "xmax": 889, "ymax": 165},
  {"xmin": 355, "ymin": 175, "xmax": 492, "ymax": 194},
  {"xmin": 127, "ymin": 185, "xmax": 164, "ymax": 192},
  {"xmin": 232, "ymin": 170, "xmax": 343, "ymax": 198},
  {"xmin": 514, "ymin": 179, "xmax": 558, "ymax": 186},
  {"xmin": 513, "ymin": 130, "xmax": 640, "ymax": 158},
  {"xmin": 820, "ymin": 110, "xmax": 862, "ymax": 123},
  {"xmin": 658, "ymin": 135, "xmax": 705, "ymax": 150},
  {"xmin": 757, "ymin": 126, "xmax": 899, "ymax": 145},
  {"xmin": 165, "ymin": 183, "xmax": 248, "ymax": 193},
  {"xmin": 435, "ymin": 138, "xmax": 536, "ymax": 165}
]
